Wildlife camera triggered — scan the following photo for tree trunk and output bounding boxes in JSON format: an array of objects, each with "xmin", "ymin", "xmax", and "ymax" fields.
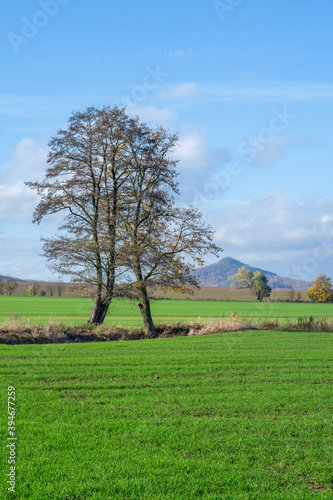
[
  {"xmin": 87, "ymin": 296, "xmax": 110, "ymax": 325},
  {"xmin": 137, "ymin": 290, "xmax": 156, "ymax": 338}
]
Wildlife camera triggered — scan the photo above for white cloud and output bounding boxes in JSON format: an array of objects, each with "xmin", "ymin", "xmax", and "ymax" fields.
[
  {"xmin": 125, "ymin": 103, "xmax": 178, "ymax": 124},
  {"xmin": 322, "ymin": 214, "xmax": 333, "ymax": 225},
  {"xmin": 173, "ymin": 127, "xmax": 232, "ymax": 204},
  {"xmin": 0, "ymin": 234, "xmax": 53, "ymax": 281},
  {"xmin": 0, "ymin": 138, "xmax": 47, "ymax": 221},
  {"xmin": 230, "ymin": 83, "xmax": 333, "ymax": 103},
  {"xmin": 214, "ymin": 190, "xmax": 320, "ymax": 248},
  {"xmin": 250, "ymin": 135, "xmax": 288, "ymax": 166},
  {"xmin": 164, "ymin": 82, "xmax": 333, "ymax": 105},
  {"xmin": 158, "ymin": 82, "xmax": 197, "ymax": 100},
  {"xmin": 210, "ymin": 190, "xmax": 333, "ymax": 279},
  {"xmin": 1, "ymin": 138, "xmax": 47, "ymax": 180},
  {"xmin": 0, "ymin": 182, "xmax": 38, "ymax": 222},
  {"xmin": 174, "ymin": 128, "xmax": 207, "ymax": 167}
]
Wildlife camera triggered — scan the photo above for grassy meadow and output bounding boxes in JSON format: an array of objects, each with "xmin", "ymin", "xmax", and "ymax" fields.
[
  {"xmin": 1, "ymin": 331, "xmax": 333, "ymax": 499},
  {"xmin": 1, "ymin": 295, "xmax": 333, "ymax": 498},
  {"xmin": 0, "ymin": 295, "xmax": 332, "ymax": 328}
]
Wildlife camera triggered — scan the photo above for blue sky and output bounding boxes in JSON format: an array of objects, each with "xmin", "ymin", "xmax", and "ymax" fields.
[{"xmin": 2, "ymin": 0, "xmax": 333, "ymax": 282}]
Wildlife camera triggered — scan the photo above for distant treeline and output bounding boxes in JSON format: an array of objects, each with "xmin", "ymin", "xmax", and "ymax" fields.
[{"xmin": 0, "ymin": 281, "xmax": 311, "ymax": 302}]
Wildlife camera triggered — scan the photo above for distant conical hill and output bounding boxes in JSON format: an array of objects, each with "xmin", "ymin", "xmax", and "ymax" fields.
[{"xmin": 193, "ymin": 257, "xmax": 311, "ymax": 290}]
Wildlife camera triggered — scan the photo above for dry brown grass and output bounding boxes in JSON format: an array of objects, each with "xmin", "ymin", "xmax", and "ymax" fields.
[
  {"xmin": 0, "ymin": 319, "xmax": 146, "ymax": 344},
  {"xmin": 0, "ymin": 313, "xmax": 275, "ymax": 344},
  {"xmin": 0, "ymin": 314, "xmax": 248, "ymax": 344},
  {"xmin": 1, "ymin": 313, "xmax": 332, "ymax": 344}
]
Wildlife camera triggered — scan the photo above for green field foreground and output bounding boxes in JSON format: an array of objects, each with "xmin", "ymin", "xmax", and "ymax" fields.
[
  {"xmin": 1, "ymin": 296, "xmax": 333, "ymax": 328},
  {"xmin": 1, "ymin": 331, "xmax": 333, "ymax": 499}
]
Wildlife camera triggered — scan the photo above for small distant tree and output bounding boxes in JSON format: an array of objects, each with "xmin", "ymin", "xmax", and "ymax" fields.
[
  {"xmin": 249, "ymin": 271, "xmax": 272, "ymax": 301},
  {"xmin": 47, "ymin": 284, "xmax": 55, "ymax": 297},
  {"xmin": 308, "ymin": 274, "xmax": 332, "ymax": 303},
  {"xmin": 0, "ymin": 280, "xmax": 5, "ymax": 295},
  {"xmin": 27, "ymin": 282, "xmax": 40, "ymax": 297},
  {"xmin": 6, "ymin": 279, "xmax": 18, "ymax": 296},
  {"xmin": 229, "ymin": 267, "xmax": 253, "ymax": 288},
  {"xmin": 229, "ymin": 267, "xmax": 271, "ymax": 301},
  {"xmin": 56, "ymin": 282, "xmax": 65, "ymax": 297}
]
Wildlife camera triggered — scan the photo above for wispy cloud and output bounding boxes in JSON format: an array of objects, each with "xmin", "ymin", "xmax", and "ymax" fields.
[
  {"xmin": 158, "ymin": 82, "xmax": 197, "ymax": 100},
  {"xmin": 173, "ymin": 127, "xmax": 207, "ymax": 167},
  {"xmin": 174, "ymin": 127, "xmax": 231, "ymax": 171},
  {"xmin": 250, "ymin": 135, "xmax": 289, "ymax": 167},
  {"xmin": 209, "ymin": 189, "xmax": 333, "ymax": 278},
  {"xmin": 157, "ymin": 82, "xmax": 333, "ymax": 105},
  {"xmin": 163, "ymin": 49, "xmax": 195, "ymax": 60},
  {"xmin": 0, "ymin": 138, "xmax": 47, "ymax": 221},
  {"xmin": 205, "ymin": 82, "xmax": 333, "ymax": 103},
  {"xmin": 0, "ymin": 234, "xmax": 51, "ymax": 280},
  {"xmin": 125, "ymin": 103, "xmax": 178, "ymax": 124}
]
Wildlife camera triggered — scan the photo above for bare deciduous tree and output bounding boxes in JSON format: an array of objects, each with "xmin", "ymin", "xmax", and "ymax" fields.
[
  {"xmin": 56, "ymin": 282, "xmax": 65, "ymax": 297},
  {"xmin": 27, "ymin": 106, "xmax": 134, "ymax": 324},
  {"xmin": 6, "ymin": 278, "xmax": 18, "ymax": 296},
  {"xmin": 27, "ymin": 106, "xmax": 222, "ymax": 331},
  {"xmin": 121, "ymin": 124, "xmax": 221, "ymax": 336}
]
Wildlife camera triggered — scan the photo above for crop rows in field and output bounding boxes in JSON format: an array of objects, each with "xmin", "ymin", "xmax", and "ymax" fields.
[
  {"xmin": 1, "ymin": 331, "xmax": 333, "ymax": 499},
  {"xmin": 0, "ymin": 296, "xmax": 332, "ymax": 329}
]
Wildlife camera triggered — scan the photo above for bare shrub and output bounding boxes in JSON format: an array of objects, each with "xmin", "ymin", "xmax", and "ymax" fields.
[{"xmin": 286, "ymin": 316, "xmax": 333, "ymax": 332}]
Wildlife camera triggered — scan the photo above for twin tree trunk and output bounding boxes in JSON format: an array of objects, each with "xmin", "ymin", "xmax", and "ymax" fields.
[
  {"xmin": 87, "ymin": 293, "xmax": 156, "ymax": 336},
  {"xmin": 87, "ymin": 282, "xmax": 156, "ymax": 338},
  {"xmin": 88, "ymin": 296, "xmax": 111, "ymax": 325}
]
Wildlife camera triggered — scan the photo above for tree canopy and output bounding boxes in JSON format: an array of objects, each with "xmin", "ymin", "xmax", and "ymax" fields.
[
  {"xmin": 249, "ymin": 271, "xmax": 272, "ymax": 301},
  {"xmin": 26, "ymin": 106, "xmax": 221, "ymax": 332},
  {"xmin": 229, "ymin": 266, "xmax": 253, "ymax": 289},
  {"xmin": 308, "ymin": 274, "xmax": 332, "ymax": 303}
]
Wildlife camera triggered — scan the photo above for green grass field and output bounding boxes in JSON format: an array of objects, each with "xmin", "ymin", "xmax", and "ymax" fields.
[
  {"xmin": 0, "ymin": 296, "xmax": 333, "ymax": 328},
  {"xmin": 1, "ymin": 331, "xmax": 333, "ymax": 499}
]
